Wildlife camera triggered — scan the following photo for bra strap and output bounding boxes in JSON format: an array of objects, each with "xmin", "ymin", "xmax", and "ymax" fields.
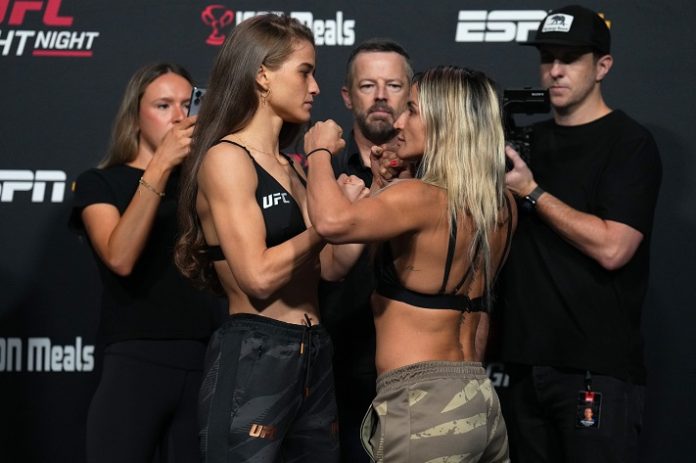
[
  {"xmin": 213, "ymin": 139, "xmax": 253, "ymax": 158},
  {"xmin": 438, "ymin": 216, "xmax": 458, "ymax": 293},
  {"xmin": 279, "ymin": 152, "xmax": 307, "ymax": 187}
]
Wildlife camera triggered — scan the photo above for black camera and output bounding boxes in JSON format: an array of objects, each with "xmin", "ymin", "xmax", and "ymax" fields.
[{"xmin": 503, "ymin": 88, "xmax": 549, "ymax": 170}]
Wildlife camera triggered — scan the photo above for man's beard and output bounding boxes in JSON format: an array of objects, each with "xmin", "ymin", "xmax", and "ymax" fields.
[{"xmin": 355, "ymin": 103, "xmax": 398, "ymax": 145}]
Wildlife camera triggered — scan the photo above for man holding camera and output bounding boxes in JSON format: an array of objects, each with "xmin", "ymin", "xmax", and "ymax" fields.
[{"xmin": 497, "ymin": 5, "xmax": 661, "ymax": 462}]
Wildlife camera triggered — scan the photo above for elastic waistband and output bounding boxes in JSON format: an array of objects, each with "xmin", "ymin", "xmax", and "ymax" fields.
[
  {"xmin": 377, "ymin": 360, "xmax": 487, "ymax": 391},
  {"xmin": 221, "ymin": 313, "xmax": 326, "ymax": 339}
]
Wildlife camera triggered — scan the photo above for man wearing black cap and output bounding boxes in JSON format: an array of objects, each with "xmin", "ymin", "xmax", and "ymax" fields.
[{"xmin": 496, "ymin": 5, "xmax": 661, "ymax": 462}]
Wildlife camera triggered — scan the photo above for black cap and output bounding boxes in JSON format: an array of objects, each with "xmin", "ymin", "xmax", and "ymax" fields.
[{"xmin": 522, "ymin": 5, "xmax": 611, "ymax": 54}]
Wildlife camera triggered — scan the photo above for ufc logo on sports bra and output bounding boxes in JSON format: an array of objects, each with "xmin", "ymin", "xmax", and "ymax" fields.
[{"xmin": 262, "ymin": 192, "xmax": 290, "ymax": 209}]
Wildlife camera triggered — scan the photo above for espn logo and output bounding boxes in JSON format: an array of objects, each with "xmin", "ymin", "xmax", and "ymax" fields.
[
  {"xmin": 455, "ymin": 10, "xmax": 547, "ymax": 43},
  {"xmin": 0, "ymin": 169, "xmax": 66, "ymax": 202}
]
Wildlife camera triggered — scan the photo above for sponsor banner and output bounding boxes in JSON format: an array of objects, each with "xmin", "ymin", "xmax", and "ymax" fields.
[
  {"xmin": 455, "ymin": 10, "xmax": 547, "ymax": 43},
  {"xmin": 0, "ymin": 336, "xmax": 95, "ymax": 372},
  {"xmin": 486, "ymin": 362, "xmax": 509, "ymax": 388},
  {"xmin": 0, "ymin": 169, "xmax": 66, "ymax": 203},
  {"xmin": 0, "ymin": 0, "xmax": 100, "ymax": 57},
  {"xmin": 198, "ymin": 4, "xmax": 355, "ymax": 47},
  {"xmin": 455, "ymin": 9, "xmax": 612, "ymax": 43}
]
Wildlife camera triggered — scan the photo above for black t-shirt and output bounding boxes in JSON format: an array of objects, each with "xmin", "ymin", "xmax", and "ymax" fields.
[
  {"xmin": 496, "ymin": 110, "xmax": 661, "ymax": 383},
  {"xmin": 330, "ymin": 134, "xmax": 374, "ymax": 186},
  {"xmin": 70, "ymin": 165, "xmax": 223, "ymax": 347},
  {"xmin": 319, "ymin": 135, "xmax": 376, "ymax": 378}
]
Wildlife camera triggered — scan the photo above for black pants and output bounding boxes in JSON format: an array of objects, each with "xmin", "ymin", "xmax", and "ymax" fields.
[
  {"xmin": 199, "ymin": 313, "xmax": 339, "ymax": 463},
  {"xmin": 86, "ymin": 339, "xmax": 206, "ymax": 463},
  {"xmin": 502, "ymin": 365, "xmax": 644, "ymax": 463},
  {"xmin": 334, "ymin": 369, "xmax": 376, "ymax": 463}
]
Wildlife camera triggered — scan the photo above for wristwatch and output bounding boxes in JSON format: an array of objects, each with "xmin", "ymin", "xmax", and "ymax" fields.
[{"xmin": 522, "ymin": 186, "xmax": 545, "ymax": 210}]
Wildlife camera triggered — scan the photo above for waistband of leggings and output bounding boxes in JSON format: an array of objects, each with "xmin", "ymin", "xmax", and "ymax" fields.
[
  {"xmin": 221, "ymin": 312, "xmax": 326, "ymax": 338},
  {"xmin": 377, "ymin": 360, "xmax": 487, "ymax": 391}
]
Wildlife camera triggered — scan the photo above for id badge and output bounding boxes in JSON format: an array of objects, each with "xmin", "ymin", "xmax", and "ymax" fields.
[{"xmin": 575, "ymin": 390, "xmax": 601, "ymax": 428}]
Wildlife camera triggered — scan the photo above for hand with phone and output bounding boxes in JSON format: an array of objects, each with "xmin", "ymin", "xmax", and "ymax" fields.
[
  {"xmin": 152, "ymin": 116, "xmax": 197, "ymax": 170},
  {"xmin": 187, "ymin": 86, "xmax": 207, "ymax": 116},
  {"xmin": 150, "ymin": 86, "xmax": 206, "ymax": 171}
]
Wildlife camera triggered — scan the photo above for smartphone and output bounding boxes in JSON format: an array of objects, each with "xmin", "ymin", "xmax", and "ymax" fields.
[{"xmin": 187, "ymin": 86, "xmax": 207, "ymax": 116}]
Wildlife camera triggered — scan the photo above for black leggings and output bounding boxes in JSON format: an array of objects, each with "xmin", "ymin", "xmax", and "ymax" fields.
[{"xmin": 86, "ymin": 339, "xmax": 206, "ymax": 463}]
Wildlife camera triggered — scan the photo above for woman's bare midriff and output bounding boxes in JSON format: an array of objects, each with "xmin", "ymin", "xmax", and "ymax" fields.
[
  {"xmin": 215, "ymin": 259, "xmax": 322, "ymax": 326},
  {"xmin": 371, "ymin": 293, "xmax": 475, "ymax": 375}
]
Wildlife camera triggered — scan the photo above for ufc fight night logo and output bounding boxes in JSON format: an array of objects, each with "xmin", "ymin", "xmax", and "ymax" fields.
[
  {"xmin": 0, "ymin": 169, "xmax": 66, "ymax": 202},
  {"xmin": 0, "ymin": 0, "xmax": 100, "ymax": 57},
  {"xmin": 455, "ymin": 10, "xmax": 547, "ymax": 42}
]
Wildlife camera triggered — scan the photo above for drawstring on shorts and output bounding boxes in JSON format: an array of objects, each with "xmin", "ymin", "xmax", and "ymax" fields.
[{"xmin": 300, "ymin": 314, "xmax": 313, "ymax": 397}]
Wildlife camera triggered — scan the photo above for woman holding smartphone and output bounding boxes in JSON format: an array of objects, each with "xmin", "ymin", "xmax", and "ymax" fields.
[
  {"xmin": 175, "ymin": 14, "xmax": 364, "ymax": 462},
  {"xmin": 70, "ymin": 62, "xmax": 223, "ymax": 463},
  {"xmin": 305, "ymin": 66, "xmax": 517, "ymax": 462}
]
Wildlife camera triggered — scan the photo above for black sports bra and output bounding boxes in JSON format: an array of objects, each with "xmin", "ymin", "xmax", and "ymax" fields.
[
  {"xmin": 206, "ymin": 140, "xmax": 307, "ymax": 261},
  {"xmin": 374, "ymin": 194, "xmax": 513, "ymax": 312}
]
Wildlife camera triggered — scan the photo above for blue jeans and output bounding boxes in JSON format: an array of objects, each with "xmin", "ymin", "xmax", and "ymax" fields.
[{"xmin": 502, "ymin": 365, "xmax": 644, "ymax": 463}]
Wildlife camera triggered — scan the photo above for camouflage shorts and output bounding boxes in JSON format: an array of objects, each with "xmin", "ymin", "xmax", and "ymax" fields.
[{"xmin": 361, "ymin": 361, "xmax": 509, "ymax": 462}]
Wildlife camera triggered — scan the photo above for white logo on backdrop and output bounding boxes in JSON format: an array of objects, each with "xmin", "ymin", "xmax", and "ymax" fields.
[
  {"xmin": 0, "ymin": 170, "xmax": 66, "ymax": 202},
  {"xmin": 232, "ymin": 10, "xmax": 356, "ymax": 46},
  {"xmin": 0, "ymin": 337, "xmax": 95, "ymax": 372},
  {"xmin": 455, "ymin": 10, "xmax": 548, "ymax": 43}
]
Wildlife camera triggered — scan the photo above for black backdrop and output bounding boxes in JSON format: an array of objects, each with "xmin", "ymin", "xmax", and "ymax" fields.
[{"xmin": 1, "ymin": 1, "xmax": 694, "ymax": 461}]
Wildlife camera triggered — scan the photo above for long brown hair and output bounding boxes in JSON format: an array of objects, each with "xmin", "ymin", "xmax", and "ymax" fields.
[
  {"xmin": 175, "ymin": 14, "xmax": 314, "ymax": 292},
  {"xmin": 99, "ymin": 63, "xmax": 193, "ymax": 168}
]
